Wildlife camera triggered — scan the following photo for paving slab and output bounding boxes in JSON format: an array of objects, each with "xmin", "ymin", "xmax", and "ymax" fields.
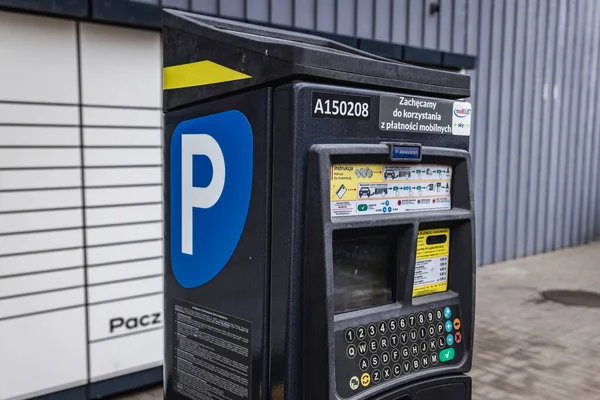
[
  {"xmin": 472, "ymin": 240, "xmax": 600, "ymax": 400},
  {"xmin": 114, "ymin": 241, "xmax": 600, "ymax": 400}
]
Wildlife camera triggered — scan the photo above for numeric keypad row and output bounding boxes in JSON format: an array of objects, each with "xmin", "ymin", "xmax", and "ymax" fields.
[{"xmin": 345, "ymin": 310, "xmax": 446, "ymax": 343}]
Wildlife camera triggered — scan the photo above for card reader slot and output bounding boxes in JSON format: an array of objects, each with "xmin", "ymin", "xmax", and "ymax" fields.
[{"xmin": 330, "ymin": 208, "xmax": 472, "ymax": 230}]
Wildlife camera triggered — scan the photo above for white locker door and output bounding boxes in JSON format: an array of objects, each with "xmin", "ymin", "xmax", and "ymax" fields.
[
  {"xmin": 78, "ymin": 22, "xmax": 164, "ymax": 382},
  {"xmin": 0, "ymin": 11, "xmax": 88, "ymax": 400}
]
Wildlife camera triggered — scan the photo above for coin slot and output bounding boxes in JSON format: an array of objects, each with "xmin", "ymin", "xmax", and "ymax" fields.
[{"xmin": 426, "ymin": 234, "xmax": 447, "ymax": 245}]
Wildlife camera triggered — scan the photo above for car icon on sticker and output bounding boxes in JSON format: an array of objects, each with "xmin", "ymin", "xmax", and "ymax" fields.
[{"xmin": 358, "ymin": 187, "xmax": 371, "ymax": 198}]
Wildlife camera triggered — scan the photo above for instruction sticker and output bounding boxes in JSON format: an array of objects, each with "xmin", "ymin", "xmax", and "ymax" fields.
[
  {"xmin": 330, "ymin": 164, "xmax": 452, "ymax": 217},
  {"xmin": 379, "ymin": 95, "xmax": 472, "ymax": 136},
  {"xmin": 413, "ymin": 229, "xmax": 450, "ymax": 297},
  {"xmin": 173, "ymin": 299, "xmax": 251, "ymax": 400}
]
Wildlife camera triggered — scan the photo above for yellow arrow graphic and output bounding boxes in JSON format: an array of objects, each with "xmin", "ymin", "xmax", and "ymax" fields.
[{"xmin": 163, "ymin": 60, "xmax": 251, "ymax": 90}]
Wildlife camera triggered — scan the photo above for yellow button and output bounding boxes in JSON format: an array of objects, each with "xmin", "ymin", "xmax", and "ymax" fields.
[
  {"xmin": 453, "ymin": 318, "xmax": 461, "ymax": 330},
  {"xmin": 361, "ymin": 372, "xmax": 370, "ymax": 387}
]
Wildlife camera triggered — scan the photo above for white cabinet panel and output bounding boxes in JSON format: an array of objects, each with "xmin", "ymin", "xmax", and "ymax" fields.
[
  {"xmin": 85, "ymin": 167, "xmax": 162, "ymax": 186},
  {"xmin": 0, "ymin": 104, "xmax": 78, "ymax": 125},
  {"xmin": 0, "ymin": 189, "xmax": 82, "ymax": 212},
  {"xmin": 90, "ymin": 328, "xmax": 162, "ymax": 381},
  {"xmin": 0, "ymin": 148, "xmax": 80, "ymax": 168},
  {"xmin": 88, "ymin": 294, "xmax": 163, "ymax": 381},
  {"xmin": 85, "ymin": 204, "xmax": 162, "ymax": 226},
  {"xmin": 85, "ymin": 186, "xmax": 162, "ymax": 206},
  {"xmin": 87, "ymin": 258, "xmax": 162, "ymax": 284},
  {"xmin": 0, "ymin": 268, "xmax": 83, "ymax": 298},
  {"xmin": 0, "ymin": 12, "xmax": 78, "ymax": 103},
  {"xmin": 0, "ymin": 228, "xmax": 83, "ymax": 255},
  {"xmin": 0, "ymin": 308, "xmax": 87, "ymax": 399},
  {"xmin": 87, "ymin": 222, "xmax": 162, "ymax": 246},
  {"xmin": 0, "ymin": 209, "xmax": 82, "ymax": 234},
  {"xmin": 87, "ymin": 240, "xmax": 162, "ymax": 265},
  {"xmin": 79, "ymin": 23, "xmax": 161, "ymax": 107},
  {"xmin": 88, "ymin": 276, "xmax": 163, "ymax": 303},
  {"xmin": 82, "ymin": 107, "xmax": 161, "ymax": 127},
  {"xmin": 0, "ymin": 248, "xmax": 84, "ymax": 277},
  {"xmin": 0, "ymin": 287, "xmax": 84, "ymax": 319},
  {"xmin": 0, "ymin": 126, "xmax": 80, "ymax": 146},
  {"xmin": 84, "ymin": 128, "xmax": 161, "ymax": 146},
  {"xmin": 84, "ymin": 148, "xmax": 162, "ymax": 166},
  {"xmin": 0, "ymin": 169, "xmax": 81, "ymax": 190},
  {"xmin": 88, "ymin": 293, "xmax": 162, "ymax": 341}
]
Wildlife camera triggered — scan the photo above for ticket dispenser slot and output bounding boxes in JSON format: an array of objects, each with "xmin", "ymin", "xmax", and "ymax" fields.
[{"xmin": 303, "ymin": 144, "xmax": 474, "ymax": 400}]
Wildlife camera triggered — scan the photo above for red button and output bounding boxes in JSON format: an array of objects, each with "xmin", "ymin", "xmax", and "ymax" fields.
[{"xmin": 454, "ymin": 331, "xmax": 463, "ymax": 344}]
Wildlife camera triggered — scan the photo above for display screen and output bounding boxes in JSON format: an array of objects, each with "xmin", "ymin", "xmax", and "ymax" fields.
[{"xmin": 333, "ymin": 233, "xmax": 396, "ymax": 314}]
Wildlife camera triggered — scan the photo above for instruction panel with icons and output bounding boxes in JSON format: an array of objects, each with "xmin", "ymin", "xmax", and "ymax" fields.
[
  {"xmin": 330, "ymin": 164, "xmax": 452, "ymax": 217},
  {"xmin": 335, "ymin": 304, "xmax": 465, "ymax": 399}
]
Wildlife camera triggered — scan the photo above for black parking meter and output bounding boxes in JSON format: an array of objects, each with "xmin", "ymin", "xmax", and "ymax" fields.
[{"xmin": 162, "ymin": 9, "xmax": 475, "ymax": 400}]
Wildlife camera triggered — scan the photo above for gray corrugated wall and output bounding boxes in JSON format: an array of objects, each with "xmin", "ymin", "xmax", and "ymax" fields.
[
  {"xmin": 154, "ymin": 0, "xmax": 473, "ymax": 55},
  {"xmin": 471, "ymin": 0, "xmax": 600, "ymax": 266},
  {"xmin": 152, "ymin": 0, "xmax": 600, "ymax": 265}
]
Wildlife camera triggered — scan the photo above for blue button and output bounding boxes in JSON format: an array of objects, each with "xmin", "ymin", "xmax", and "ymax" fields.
[
  {"xmin": 445, "ymin": 321, "xmax": 453, "ymax": 333},
  {"xmin": 446, "ymin": 334, "xmax": 454, "ymax": 346},
  {"xmin": 387, "ymin": 206, "xmax": 392, "ymax": 212},
  {"xmin": 385, "ymin": 200, "xmax": 390, "ymax": 206},
  {"xmin": 444, "ymin": 307, "xmax": 451, "ymax": 319}
]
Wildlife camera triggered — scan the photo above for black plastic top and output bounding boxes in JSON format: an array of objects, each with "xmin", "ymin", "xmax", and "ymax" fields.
[{"xmin": 163, "ymin": 9, "xmax": 470, "ymax": 111}]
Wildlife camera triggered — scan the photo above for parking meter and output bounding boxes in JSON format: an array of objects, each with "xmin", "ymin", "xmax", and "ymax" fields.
[{"xmin": 162, "ymin": 9, "xmax": 475, "ymax": 400}]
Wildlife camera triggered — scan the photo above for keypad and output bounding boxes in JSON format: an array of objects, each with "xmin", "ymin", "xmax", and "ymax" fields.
[
  {"xmin": 369, "ymin": 339, "xmax": 378, "ymax": 352},
  {"xmin": 368, "ymin": 324, "xmax": 377, "ymax": 337},
  {"xmin": 357, "ymin": 326, "xmax": 367, "ymax": 340},
  {"xmin": 336, "ymin": 304, "xmax": 464, "ymax": 398},
  {"xmin": 345, "ymin": 328, "xmax": 355, "ymax": 343},
  {"xmin": 399, "ymin": 317, "xmax": 407, "ymax": 329}
]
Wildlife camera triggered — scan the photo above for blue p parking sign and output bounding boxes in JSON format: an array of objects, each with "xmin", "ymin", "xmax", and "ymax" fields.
[{"xmin": 170, "ymin": 110, "xmax": 253, "ymax": 288}]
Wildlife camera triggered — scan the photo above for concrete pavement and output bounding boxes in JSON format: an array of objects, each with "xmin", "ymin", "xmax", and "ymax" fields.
[{"xmin": 471, "ymin": 240, "xmax": 600, "ymax": 400}]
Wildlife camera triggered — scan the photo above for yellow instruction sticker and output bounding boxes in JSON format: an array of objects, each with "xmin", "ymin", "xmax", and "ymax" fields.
[
  {"xmin": 413, "ymin": 228, "xmax": 450, "ymax": 297},
  {"xmin": 330, "ymin": 164, "xmax": 452, "ymax": 217}
]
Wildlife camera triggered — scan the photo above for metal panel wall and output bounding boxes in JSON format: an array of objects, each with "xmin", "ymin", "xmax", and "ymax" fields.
[
  {"xmin": 471, "ymin": 0, "xmax": 600, "ymax": 265},
  {"xmin": 132, "ymin": 0, "xmax": 475, "ymax": 55}
]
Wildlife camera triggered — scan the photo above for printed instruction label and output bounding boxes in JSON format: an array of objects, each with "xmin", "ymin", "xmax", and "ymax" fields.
[
  {"xmin": 379, "ymin": 95, "xmax": 472, "ymax": 136},
  {"xmin": 173, "ymin": 299, "xmax": 251, "ymax": 400},
  {"xmin": 413, "ymin": 229, "xmax": 450, "ymax": 297},
  {"xmin": 330, "ymin": 164, "xmax": 452, "ymax": 217}
]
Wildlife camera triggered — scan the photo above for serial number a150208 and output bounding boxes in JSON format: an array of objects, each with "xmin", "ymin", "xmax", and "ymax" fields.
[{"xmin": 311, "ymin": 92, "xmax": 371, "ymax": 120}]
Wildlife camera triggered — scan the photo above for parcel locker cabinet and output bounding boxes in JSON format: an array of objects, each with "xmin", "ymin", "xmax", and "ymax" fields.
[{"xmin": 162, "ymin": 9, "xmax": 475, "ymax": 400}]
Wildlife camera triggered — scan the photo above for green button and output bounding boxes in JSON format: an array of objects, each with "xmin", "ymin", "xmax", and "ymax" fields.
[{"xmin": 439, "ymin": 348, "xmax": 455, "ymax": 363}]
